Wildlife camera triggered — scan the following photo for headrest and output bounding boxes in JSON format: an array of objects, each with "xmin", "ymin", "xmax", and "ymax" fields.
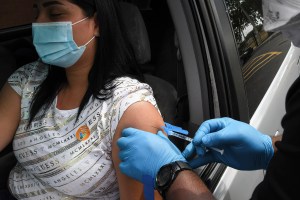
[
  {"xmin": 119, "ymin": 2, "xmax": 151, "ymax": 64},
  {"xmin": 0, "ymin": 46, "xmax": 16, "ymax": 89}
]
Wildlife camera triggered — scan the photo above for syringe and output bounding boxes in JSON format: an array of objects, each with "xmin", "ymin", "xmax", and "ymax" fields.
[
  {"xmin": 164, "ymin": 123, "xmax": 224, "ymax": 155},
  {"xmin": 167, "ymin": 130, "xmax": 193, "ymax": 142}
]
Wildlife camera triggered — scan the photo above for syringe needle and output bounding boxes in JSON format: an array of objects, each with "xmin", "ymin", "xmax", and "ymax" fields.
[
  {"xmin": 168, "ymin": 131, "xmax": 224, "ymax": 155},
  {"xmin": 209, "ymin": 147, "xmax": 224, "ymax": 155}
]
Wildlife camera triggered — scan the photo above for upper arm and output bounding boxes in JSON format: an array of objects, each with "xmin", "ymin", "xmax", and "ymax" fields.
[
  {"xmin": 112, "ymin": 101, "xmax": 164, "ymax": 200},
  {"xmin": 0, "ymin": 82, "xmax": 21, "ymax": 152}
]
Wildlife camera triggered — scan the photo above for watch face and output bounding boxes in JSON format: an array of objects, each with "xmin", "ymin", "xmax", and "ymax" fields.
[{"xmin": 156, "ymin": 165, "xmax": 172, "ymax": 187}]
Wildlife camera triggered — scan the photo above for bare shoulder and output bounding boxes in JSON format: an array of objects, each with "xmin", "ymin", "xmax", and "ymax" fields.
[
  {"xmin": 118, "ymin": 101, "xmax": 163, "ymax": 131},
  {"xmin": 0, "ymin": 82, "xmax": 21, "ymax": 110}
]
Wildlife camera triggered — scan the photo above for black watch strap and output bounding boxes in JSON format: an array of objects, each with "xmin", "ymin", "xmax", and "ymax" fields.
[{"xmin": 155, "ymin": 161, "xmax": 192, "ymax": 198}]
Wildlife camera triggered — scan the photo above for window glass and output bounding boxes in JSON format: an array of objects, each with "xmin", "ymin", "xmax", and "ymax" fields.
[
  {"xmin": 224, "ymin": 0, "xmax": 291, "ymax": 116},
  {"xmin": 0, "ymin": 0, "xmax": 35, "ymax": 29}
]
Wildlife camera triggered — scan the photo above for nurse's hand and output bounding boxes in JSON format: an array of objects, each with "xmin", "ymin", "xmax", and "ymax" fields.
[
  {"xmin": 118, "ymin": 128, "xmax": 186, "ymax": 183},
  {"xmin": 182, "ymin": 117, "xmax": 274, "ymax": 170}
]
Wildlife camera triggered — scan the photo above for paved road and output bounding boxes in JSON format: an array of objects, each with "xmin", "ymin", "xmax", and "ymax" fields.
[{"xmin": 242, "ymin": 32, "xmax": 291, "ymax": 117}]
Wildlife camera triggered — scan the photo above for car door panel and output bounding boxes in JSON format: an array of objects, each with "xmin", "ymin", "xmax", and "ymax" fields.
[{"xmin": 167, "ymin": 0, "xmax": 295, "ymax": 199}]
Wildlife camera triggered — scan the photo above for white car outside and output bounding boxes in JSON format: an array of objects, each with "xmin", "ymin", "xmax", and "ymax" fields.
[{"xmin": 214, "ymin": 44, "xmax": 300, "ymax": 200}]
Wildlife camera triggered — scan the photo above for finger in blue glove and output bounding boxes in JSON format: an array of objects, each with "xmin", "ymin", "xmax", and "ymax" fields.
[{"xmin": 186, "ymin": 118, "xmax": 274, "ymax": 170}]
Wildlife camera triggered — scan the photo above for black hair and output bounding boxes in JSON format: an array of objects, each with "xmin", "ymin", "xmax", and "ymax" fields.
[{"xmin": 28, "ymin": 0, "xmax": 143, "ymax": 126}]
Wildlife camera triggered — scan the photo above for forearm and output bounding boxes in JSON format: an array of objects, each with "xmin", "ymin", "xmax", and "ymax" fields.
[
  {"xmin": 165, "ymin": 170, "xmax": 215, "ymax": 200},
  {"xmin": 0, "ymin": 83, "xmax": 21, "ymax": 152}
]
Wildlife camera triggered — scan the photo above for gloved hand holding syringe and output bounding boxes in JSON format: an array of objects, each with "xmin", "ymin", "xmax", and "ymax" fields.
[
  {"xmin": 118, "ymin": 117, "xmax": 275, "ymax": 192},
  {"xmin": 162, "ymin": 123, "xmax": 224, "ymax": 155},
  {"xmin": 118, "ymin": 118, "xmax": 275, "ymax": 200}
]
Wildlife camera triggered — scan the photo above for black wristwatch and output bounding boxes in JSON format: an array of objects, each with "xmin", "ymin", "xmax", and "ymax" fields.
[{"xmin": 155, "ymin": 161, "xmax": 192, "ymax": 198}]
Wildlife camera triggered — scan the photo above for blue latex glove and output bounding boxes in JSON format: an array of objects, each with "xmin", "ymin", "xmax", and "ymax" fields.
[
  {"xmin": 182, "ymin": 117, "xmax": 274, "ymax": 170},
  {"xmin": 118, "ymin": 128, "xmax": 186, "ymax": 183}
]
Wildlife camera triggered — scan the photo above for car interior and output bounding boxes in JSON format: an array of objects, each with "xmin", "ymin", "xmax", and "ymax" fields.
[
  {"xmin": 3, "ymin": 0, "xmax": 294, "ymax": 198},
  {"xmin": 0, "ymin": 0, "xmax": 193, "ymax": 190}
]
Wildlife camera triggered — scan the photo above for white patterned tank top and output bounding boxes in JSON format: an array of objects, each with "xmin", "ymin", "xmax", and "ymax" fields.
[{"xmin": 7, "ymin": 61, "xmax": 158, "ymax": 200}]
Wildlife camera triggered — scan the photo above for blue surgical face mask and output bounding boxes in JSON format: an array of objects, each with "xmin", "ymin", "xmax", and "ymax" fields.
[{"xmin": 32, "ymin": 17, "xmax": 95, "ymax": 68}]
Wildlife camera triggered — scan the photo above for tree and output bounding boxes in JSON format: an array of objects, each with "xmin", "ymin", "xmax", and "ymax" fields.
[{"xmin": 225, "ymin": 0, "xmax": 263, "ymax": 45}]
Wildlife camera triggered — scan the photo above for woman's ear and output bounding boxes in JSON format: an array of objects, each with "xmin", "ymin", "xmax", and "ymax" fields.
[{"xmin": 93, "ymin": 12, "xmax": 100, "ymax": 37}]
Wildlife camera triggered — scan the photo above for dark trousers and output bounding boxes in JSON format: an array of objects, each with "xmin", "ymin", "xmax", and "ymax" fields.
[{"xmin": 0, "ymin": 189, "xmax": 16, "ymax": 200}]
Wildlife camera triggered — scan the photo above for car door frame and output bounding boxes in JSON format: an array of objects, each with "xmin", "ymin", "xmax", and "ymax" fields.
[{"xmin": 166, "ymin": 0, "xmax": 250, "ymax": 193}]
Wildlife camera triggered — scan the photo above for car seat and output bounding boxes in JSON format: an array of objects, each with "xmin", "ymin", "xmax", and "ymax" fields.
[
  {"xmin": 0, "ymin": 37, "xmax": 38, "ymax": 89},
  {"xmin": 0, "ymin": 36, "xmax": 40, "ymax": 189},
  {"xmin": 0, "ymin": 45, "xmax": 17, "ymax": 89},
  {"xmin": 0, "ymin": 46, "xmax": 18, "ymax": 189},
  {"xmin": 119, "ymin": 2, "xmax": 178, "ymax": 123}
]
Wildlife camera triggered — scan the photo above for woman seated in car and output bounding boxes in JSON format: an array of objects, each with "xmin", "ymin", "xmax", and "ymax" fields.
[{"xmin": 0, "ymin": 0, "xmax": 164, "ymax": 199}]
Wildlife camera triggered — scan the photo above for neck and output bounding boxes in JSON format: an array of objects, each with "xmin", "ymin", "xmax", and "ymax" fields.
[
  {"xmin": 64, "ymin": 64, "xmax": 90, "ymax": 90},
  {"xmin": 64, "ymin": 41, "xmax": 96, "ymax": 90},
  {"xmin": 56, "ymin": 41, "xmax": 96, "ymax": 110},
  {"xmin": 57, "ymin": 65, "xmax": 90, "ymax": 110}
]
